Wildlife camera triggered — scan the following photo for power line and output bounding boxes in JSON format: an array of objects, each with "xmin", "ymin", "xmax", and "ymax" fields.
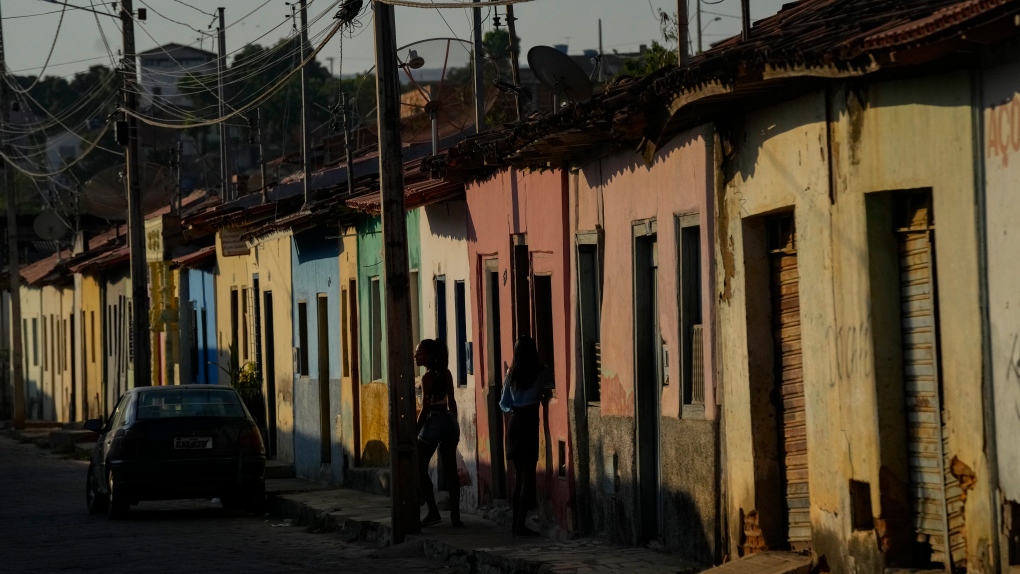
[
  {"xmin": 123, "ymin": 6, "xmax": 348, "ymax": 129},
  {"xmin": 1, "ymin": 9, "xmax": 65, "ymax": 20},
  {"xmin": 170, "ymin": 0, "xmax": 215, "ymax": 18},
  {"xmin": 7, "ymin": 1, "xmax": 68, "ymax": 94}
]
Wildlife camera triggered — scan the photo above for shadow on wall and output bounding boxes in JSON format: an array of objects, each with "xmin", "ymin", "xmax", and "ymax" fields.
[
  {"xmin": 582, "ymin": 128, "xmax": 702, "ymax": 189},
  {"xmin": 363, "ymin": 440, "xmax": 390, "ymax": 468}
]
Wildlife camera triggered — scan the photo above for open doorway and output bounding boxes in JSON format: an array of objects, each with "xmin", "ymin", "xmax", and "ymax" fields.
[{"xmin": 484, "ymin": 258, "xmax": 506, "ymax": 500}]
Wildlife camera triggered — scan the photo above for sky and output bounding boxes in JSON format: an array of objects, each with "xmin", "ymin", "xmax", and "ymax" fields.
[{"xmin": 2, "ymin": 0, "xmax": 789, "ymax": 79}]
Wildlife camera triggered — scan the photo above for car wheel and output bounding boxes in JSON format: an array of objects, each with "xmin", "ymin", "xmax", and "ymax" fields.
[
  {"xmin": 86, "ymin": 466, "xmax": 108, "ymax": 515},
  {"xmin": 107, "ymin": 470, "xmax": 129, "ymax": 519}
]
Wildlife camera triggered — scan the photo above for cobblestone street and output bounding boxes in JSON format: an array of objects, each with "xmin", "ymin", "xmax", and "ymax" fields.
[{"xmin": 0, "ymin": 436, "xmax": 460, "ymax": 574}]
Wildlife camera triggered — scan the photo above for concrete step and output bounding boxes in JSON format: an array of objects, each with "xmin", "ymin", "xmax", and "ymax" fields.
[
  {"xmin": 265, "ymin": 460, "xmax": 295, "ymax": 480},
  {"xmin": 346, "ymin": 467, "xmax": 390, "ymax": 496},
  {"xmin": 76, "ymin": 442, "xmax": 97, "ymax": 458},
  {"xmin": 49, "ymin": 429, "xmax": 99, "ymax": 453},
  {"xmin": 703, "ymin": 552, "xmax": 811, "ymax": 574}
]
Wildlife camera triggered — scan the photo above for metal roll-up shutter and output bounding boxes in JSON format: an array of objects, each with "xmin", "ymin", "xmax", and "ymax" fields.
[
  {"xmin": 769, "ymin": 214, "xmax": 811, "ymax": 550},
  {"xmin": 897, "ymin": 196, "xmax": 963, "ymax": 569}
]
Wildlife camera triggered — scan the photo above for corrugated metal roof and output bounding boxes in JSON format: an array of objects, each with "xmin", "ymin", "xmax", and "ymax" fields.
[
  {"xmin": 171, "ymin": 245, "xmax": 216, "ymax": 268},
  {"xmin": 346, "ymin": 178, "xmax": 465, "ymax": 215}
]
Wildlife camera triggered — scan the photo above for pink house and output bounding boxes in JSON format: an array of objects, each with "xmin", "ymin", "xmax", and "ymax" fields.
[{"xmin": 466, "ymin": 168, "xmax": 574, "ymax": 534}]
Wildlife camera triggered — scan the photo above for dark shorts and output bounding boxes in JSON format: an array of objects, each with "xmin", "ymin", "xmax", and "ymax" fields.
[
  {"xmin": 418, "ymin": 409, "xmax": 460, "ymax": 446},
  {"xmin": 505, "ymin": 403, "xmax": 539, "ymax": 463}
]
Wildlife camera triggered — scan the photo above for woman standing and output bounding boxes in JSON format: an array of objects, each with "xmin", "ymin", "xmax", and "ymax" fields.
[
  {"xmin": 499, "ymin": 336, "xmax": 553, "ymax": 537},
  {"xmin": 415, "ymin": 339, "xmax": 462, "ymax": 527}
]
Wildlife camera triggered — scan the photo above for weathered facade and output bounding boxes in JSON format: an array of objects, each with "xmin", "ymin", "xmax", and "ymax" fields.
[
  {"xmin": 291, "ymin": 228, "xmax": 343, "ymax": 483},
  {"xmin": 982, "ymin": 44, "xmax": 1020, "ymax": 572},
  {"xmin": 255, "ymin": 233, "xmax": 295, "ymax": 464},
  {"xmin": 466, "ymin": 168, "xmax": 574, "ymax": 533},
  {"xmin": 570, "ymin": 128, "xmax": 719, "ymax": 560},
  {"xmin": 717, "ymin": 75, "xmax": 995, "ymax": 571},
  {"xmin": 355, "ymin": 212, "xmax": 422, "ymax": 469},
  {"xmin": 419, "ymin": 199, "xmax": 479, "ymax": 512}
]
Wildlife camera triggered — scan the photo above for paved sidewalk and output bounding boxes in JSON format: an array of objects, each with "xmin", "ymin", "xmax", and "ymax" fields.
[{"xmin": 265, "ymin": 477, "xmax": 706, "ymax": 574}]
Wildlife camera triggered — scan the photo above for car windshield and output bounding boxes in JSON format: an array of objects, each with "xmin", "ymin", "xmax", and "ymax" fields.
[{"xmin": 135, "ymin": 389, "xmax": 246, "ymax": 419}]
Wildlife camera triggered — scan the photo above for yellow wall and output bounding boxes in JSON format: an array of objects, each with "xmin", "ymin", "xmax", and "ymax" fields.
[
  {"xmin": 80, "ymin": 275, "xmax": 103, "ymax": 419},
  {"xmin": 214, "ymin": 232, "xmax": 257, "ymax": 384},
  {"xmin": 717, "ymin": 74, "xmax": 992, "ymax": 570},
  {"xmin": 256, "ymin": 233, "xmax": 294, "ymax": 463}
]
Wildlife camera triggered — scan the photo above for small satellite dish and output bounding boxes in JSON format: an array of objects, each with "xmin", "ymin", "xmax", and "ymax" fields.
[
  {"xmin": 82, "ymin": 163, "xmax": 173, "ymax": 220},
  {"xmin": 527, "ymin": 45, "xmax": 593, "ymax": 103},
  {"xmin": 33, "ymin": 211, "xmax": 71, "ymax": 241},
  {"xmin": 356, "ymin": 38, "xmax": 507, "ymax": 149}
]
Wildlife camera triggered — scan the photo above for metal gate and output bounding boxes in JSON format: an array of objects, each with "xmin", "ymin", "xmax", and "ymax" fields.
[
  {"xmin": 768, "ymin": 213, "xmax": 811, "ymax": 550},
  {"xmin": 897, "ymin": 195, "xmax": 964, "ymax": 569}
]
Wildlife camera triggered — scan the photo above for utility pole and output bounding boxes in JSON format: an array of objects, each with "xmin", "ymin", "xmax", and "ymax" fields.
[
  {"xmin": 598, "ymin": 19, "xmax": 605, "ymax": 83},
  {"xmin": 373, "ymin": 0, "xmax": 420, "ymax": 544},
  {"xmin": 342, "ymin": 93, "xmax": 355, "ymax": 195},
  {"xmin": 472, "ymin": 0, "xmax": 486, "ymax": 133},
  {"xmin": 505, "ymin": 5, "xmax": 524, "ymax": 120},
  {"xmin": 741, "ymin": 0, "xmax": 751, "ymax": 41},
  {"xmin": 678, "ymin": 0, "xmax": 689, "ymax": 64},
  {"xmin": 326, "ymin": 56, "xmax": 335, "ymax": 77},
  {"xmin": 217, "ymin": 7, "xmax": 230, "ymax": 201},
  {"xmin": 121, "ymin": 0, "xmax": 151, "ymax": 387},
  {"xmin": 176, "ymin": 141, "xmax": 183, "ymax": 215},
  {"xmin": 0, "ymin": 3, "xmax": 26, "ymax": 428},
  {"xmin": 299, "ymin": 0, "xmax": 314, "ymax": 208},
  {"xmin": 257, "ymin": 108, "xmax": 269, "ymax": 204},
  {"xmin": 696, "ymin": 0, "xmax": 703, "ymax": 53}
]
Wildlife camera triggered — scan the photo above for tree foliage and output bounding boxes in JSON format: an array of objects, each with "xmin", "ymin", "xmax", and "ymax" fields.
[
  {"xmin": 178, "ymin": 38, "xmax": 376, "ymax": 159},
  {"xmin": 620, "ymin": 10, "xmax": 680, "ymax": 77}
]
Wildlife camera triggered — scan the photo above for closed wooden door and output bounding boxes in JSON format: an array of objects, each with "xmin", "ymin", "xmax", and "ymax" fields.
[{"xmin": 768, "ymin": 213, "xmax": 811, "ymax": 551}]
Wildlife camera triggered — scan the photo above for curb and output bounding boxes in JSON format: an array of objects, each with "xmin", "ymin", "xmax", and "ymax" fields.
[{"xmin": 266, "ymin": 491, "xmax": 392, "ymax": 546}]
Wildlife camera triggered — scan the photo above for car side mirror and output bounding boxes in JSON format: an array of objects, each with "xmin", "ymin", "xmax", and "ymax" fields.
[{"xmin": 83, "ymin": 419, "xmax": 104, "ymax": 433}]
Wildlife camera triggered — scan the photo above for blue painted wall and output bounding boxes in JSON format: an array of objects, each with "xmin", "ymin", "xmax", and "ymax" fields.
[
  {"xmin": 187, "ymin": 268, "xmax": 218, "ymax": 385},
  {"xmin": 290, "ymin": 228, "xmax": 344, "ymax": 483}
]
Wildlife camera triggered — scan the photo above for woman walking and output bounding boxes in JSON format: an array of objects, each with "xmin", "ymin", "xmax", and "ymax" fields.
[
  {"xmin": 499, "ymin": 336, "xmax": 553, "ymax": 537},
  {"xmin": 415, "ymin": 338, "xmax": 462, "ymax": 528}
]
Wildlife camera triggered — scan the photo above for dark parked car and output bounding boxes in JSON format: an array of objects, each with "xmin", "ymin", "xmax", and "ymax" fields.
[{"xmin": 84, "ymin": 385, "xmax": 266, "ymax": 519}]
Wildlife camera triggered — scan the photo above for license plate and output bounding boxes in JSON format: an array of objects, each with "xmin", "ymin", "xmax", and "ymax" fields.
[{"xmin": 174, "ymin": 437, "xmax": 212, "ymax": 449}]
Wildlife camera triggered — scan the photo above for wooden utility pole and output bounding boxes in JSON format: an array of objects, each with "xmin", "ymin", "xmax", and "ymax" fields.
[
  {"xmin": 373, "ymin": 0, "xmax": 420, "ymax": 544},
  {"xmin": 0, "ymin": 2, "xmax": 26, "ymax": 428},
  {"xmin": 217, "ymin": 7, "xmax": 230, "ymax": 201},
  {"xmin": 121, "ymin": 0, "xmax": 151, "ymax": 387},
  {"xmin": 257, "ymin": 108, "xmax": 269, "ymax": 204},
  {"xmin": 741, "ymin": 0, "xmax": 751, "ymax": 41},
  {"xmin": 505, "ymin": 5, "xmax": 524, "ymax": 120},
  {"xmin": 472, "ymin": 0, "xmax": 486, "ymax": 133},
  {"xmin": 299, "ymin": 0, "xmax": 314, "ymax": 208},
  {"xmin": 342, "ymin": 93, "xmax": 355, "ymax": 195},
  {"xmin": 678, "ymin": 0, "xmax": 689, "ymax": 63},
  {"xmin": 696, "ymin": 0, "xmax": 703, "ymax": 53}
]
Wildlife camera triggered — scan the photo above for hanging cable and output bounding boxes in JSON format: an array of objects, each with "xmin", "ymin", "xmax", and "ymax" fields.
[{"xmin": 8, "ymin": 1, "xmax": 68, "ymax": 94}]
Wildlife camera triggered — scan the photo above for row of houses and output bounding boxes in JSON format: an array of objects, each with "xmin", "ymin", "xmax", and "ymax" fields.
[{"xmin": 6, "ymin": 0, "xmax": 1020, "ymax": 571}]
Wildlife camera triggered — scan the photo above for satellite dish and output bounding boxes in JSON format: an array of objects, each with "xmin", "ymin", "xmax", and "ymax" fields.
[
  {"xmin": 527, "ymin": 45, "xmax": 593, "ymax": 103},
  {"xmin": 82, "ymin": 163, "xmax": 173, "ymax": 220},
  {"xmin": 356, "ymin": 38, "xmax": 506, "ymax": 150},
  {"xmin": 33, "ymin": 211, "xmax": 71, "ymax": 241}
]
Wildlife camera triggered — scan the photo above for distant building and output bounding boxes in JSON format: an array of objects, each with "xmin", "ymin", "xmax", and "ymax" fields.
[{"xmin": 137, "ymin": 43, "xmax": 217, "ymax": 110}]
